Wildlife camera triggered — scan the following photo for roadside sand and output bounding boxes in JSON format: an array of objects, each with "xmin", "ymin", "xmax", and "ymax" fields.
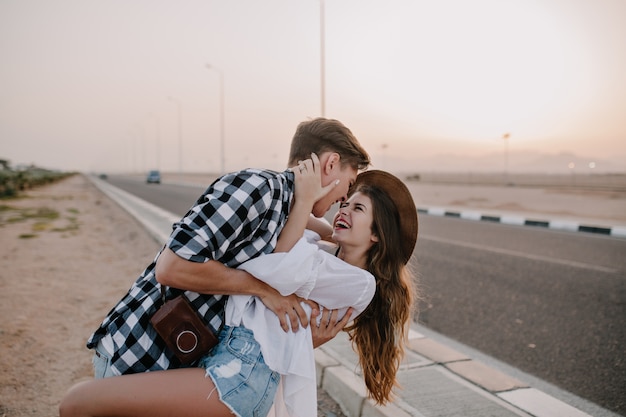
[
  {"xmin": 161, "ymin": 172, "xmax": 626, "ymax": 224},
  {"xmin": 0, "ymin": 174, "xmax": 160, "ymax": 416},
  {"xmin": 405, "ymin": 182, "xmax": 626, "ymax": 224},
  {"xmin": 0, "ymin": 174, "xmax": 347, "ymax": 417}
]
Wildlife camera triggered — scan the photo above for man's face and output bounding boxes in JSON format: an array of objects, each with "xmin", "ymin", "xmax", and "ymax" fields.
[{"xmin": 312, "ymin": 163, "xmax": 358, "ymax": 218}]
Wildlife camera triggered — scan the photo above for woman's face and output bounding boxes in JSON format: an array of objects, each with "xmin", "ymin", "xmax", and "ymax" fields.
[{"xmin": 331, "ymin": 191, "xmax": 378, "ymax": 249}]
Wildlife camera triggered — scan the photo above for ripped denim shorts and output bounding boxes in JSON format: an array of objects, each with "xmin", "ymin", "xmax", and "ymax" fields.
[{"xmin": 198, "ymin": 325, "xmax": 280, "ymax": 417}]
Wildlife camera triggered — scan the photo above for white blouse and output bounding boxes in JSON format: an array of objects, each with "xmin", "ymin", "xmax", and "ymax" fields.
[{"xmin": 227, "ymin": 229, "xmax": 376, "ymax": 417}]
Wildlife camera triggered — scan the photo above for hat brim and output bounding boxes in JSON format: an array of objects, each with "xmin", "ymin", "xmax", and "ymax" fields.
[{"xmin": 350, "ymin": 170, "xmax": 418, "ymax": 264}]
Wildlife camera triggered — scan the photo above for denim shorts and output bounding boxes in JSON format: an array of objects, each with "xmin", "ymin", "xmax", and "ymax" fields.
[
  {"xmin": 198, "ymin": 326, "xmax": 280, "ymax": 417},
  {"xmin": 92, "ymin": 338, "xmax": 116, "ymax": 379}
]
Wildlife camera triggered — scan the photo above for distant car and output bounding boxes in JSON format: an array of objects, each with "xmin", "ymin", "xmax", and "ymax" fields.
[{"xmin": 146, "ymin": 170, "xmax": 161, "ymax": 184}]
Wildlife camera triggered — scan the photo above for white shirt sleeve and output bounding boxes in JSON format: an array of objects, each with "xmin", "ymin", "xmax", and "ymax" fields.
[
  {"xmin": 236, "ymin": 230, "xmax": 320, "ymax": 297},
  {"xmin": 237, "ymin": 230, "xmax": 375, "ymax": 317},
  {"xmin": 306, "ymin": 251, "xmax": 375, "ymax": 317},
  {"xmin": 229, "ymin": 230, "xmax": 376, "ymax": 417}
]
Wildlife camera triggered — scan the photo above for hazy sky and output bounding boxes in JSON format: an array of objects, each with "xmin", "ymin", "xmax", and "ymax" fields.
[{"xmin": 1, "ymin": 0, "xmax": 625, "ymax": 174}]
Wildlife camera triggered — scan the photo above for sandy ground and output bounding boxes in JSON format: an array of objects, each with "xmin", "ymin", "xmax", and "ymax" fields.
[
  {"xmin": 0, "ymin": 175, "xmax": 161, "ymax": 416},
  {"xmin": 163, "ymin": 172, "xmax": 626, "ymax": 225},
  {"xmin": 404, "ymin": 182, "xmax": 626, "ymax": 223},
  {"xmin": 0, "ymin": 174, "xmax": 347, "ymax": 417}
]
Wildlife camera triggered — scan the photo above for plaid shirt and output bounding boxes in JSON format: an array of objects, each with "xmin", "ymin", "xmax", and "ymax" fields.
[{"xmin": 87, "ymin": 168, "xmax": 295, "ymax": 375}]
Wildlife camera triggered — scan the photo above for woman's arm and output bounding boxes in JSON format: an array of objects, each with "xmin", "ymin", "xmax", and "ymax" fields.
[
  {"xmin": 306, "ymin": 215, "xmax": 334, "ymax": 242},
  {"xmin": 274, "ymin": 153, "xmax": 338, "ymax": 252},
  {"xmin": 238, "ymin": 153, "xmax": 370, "ymax": 307},
  {"xmin": 239, "ymin": 232, "xmax": 374, "ymax": 310}
]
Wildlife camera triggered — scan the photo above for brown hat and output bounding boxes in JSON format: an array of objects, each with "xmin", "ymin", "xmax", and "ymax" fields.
[{"xmin": 350, "ymin": 170, "xmax": 418, "ymax": 264}]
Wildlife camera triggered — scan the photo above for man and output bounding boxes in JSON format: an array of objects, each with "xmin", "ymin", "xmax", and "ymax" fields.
[{"xmin": 87, "ymin": 117, "xmax": 371, "ymax": 376}]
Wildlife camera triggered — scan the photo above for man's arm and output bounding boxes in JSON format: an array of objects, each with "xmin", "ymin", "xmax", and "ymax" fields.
[
  {"xmin": 156, "ymin": 155, "xmax": 337, "ymax": 333},
  {"xmin": 155, "ymin": 248, "xmax": 308, "ymax": 332}
]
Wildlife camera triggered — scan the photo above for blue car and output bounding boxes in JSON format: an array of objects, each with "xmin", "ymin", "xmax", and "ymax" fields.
[{"xmin": 146, "ymin": 170, "xmax": 161, "ymax": 184}]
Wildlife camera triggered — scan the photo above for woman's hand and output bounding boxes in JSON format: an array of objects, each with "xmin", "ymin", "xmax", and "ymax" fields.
[
  {"xmin": 310, "ymin": 306, "xmax": 354, "ymax": 348},
  {"xmin": 292, "ymin": 153, "xmax": 338, "ymax": 208},
  {"xmin": 276, "ymin": 153, "xmax": 339, "ymax": 253}
]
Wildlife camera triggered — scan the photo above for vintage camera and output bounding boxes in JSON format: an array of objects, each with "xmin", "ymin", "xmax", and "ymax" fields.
[{"xmin": 150, "ymin": 295, "xmax": 218, "ymax": 364}]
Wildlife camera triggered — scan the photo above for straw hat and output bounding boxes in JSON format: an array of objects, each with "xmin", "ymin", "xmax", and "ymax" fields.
[{"xmin": 350, "ymin": 170, "xmax": 418, "ymax": 264}]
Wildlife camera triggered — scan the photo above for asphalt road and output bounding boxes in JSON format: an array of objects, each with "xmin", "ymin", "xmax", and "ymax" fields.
[{"xmin": 106, "ymin": 175, "xmax": 626, "ymax": 416}]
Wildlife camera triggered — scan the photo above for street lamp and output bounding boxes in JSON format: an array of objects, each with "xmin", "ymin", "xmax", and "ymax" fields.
[
  {"xmin": 205, "ymin": 63, "xmax": 225, "ymax": 175},
  {"xmin": 168, "ymin": 96, "xmax": 183, "ymax": 174},
  {"xmin": 129, "ymin": 125, "xmax": 142, "ymax": 173},
  {"xmin": 152, "ymin": 114, "xmax": 161, "ymax": 170},
  {"xmin": 320, "ymin": 0, "xmax": 326, "ymax": 117},
  {"xmin": 381, "ymin": 143, "xmax": 388, "ymax": 170},
  {"xmin": 502, "ymin": 133, "xmax": 510, "ymax": 184}
]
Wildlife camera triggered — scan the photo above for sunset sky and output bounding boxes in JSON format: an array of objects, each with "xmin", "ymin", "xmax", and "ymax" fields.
[{"xmin": 1, "ymin": 0, "xmax": 625, "ymax": 174}]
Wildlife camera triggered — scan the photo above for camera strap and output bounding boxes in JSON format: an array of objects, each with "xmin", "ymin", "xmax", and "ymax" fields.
[{"xmin": 159, "ymin": 285, "xmax": 167, "ymax": 307}]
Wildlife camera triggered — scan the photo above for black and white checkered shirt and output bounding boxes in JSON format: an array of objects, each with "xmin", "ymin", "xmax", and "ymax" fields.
[{"xmin": 87, "ymin": 168, "xmax": 295, "ymax": 375}]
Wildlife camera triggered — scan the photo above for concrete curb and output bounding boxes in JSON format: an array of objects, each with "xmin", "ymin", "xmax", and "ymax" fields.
[
  {"xmin": 316, "ymin": 327, "xmax": 597, "ymax": 417},
  {"xmin": 419, "ymin": 207, "xmax": 626, "ymax": 238},
  {"xmin": 89, "ymin": 176, "xmax": 178, "ymax": 244}
]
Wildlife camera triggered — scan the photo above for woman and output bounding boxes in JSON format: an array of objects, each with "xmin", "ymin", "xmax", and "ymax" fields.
[{"xmin": 60, "ymin": 166, "xmax": 418, "ymax": 417}]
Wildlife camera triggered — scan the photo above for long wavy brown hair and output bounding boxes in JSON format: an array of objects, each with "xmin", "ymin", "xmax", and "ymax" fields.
[{"xmin": 344, "ymin": 184, "xmax": 418, "ymax": 405}]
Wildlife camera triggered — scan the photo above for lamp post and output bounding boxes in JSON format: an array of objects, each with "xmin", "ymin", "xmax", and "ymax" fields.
[
  {"xmin": 205, "ymin": 63, "xmax": 225, "ymax": 175},
  {"xmin": 568, "ymin": 161, "xmax": 576, "ymax": 186},
  {"xmin": 381, "ymin": 143, "xmax": 388, "ymax": 170},
  {"xmin": 140, "ymin": 125, "xmax": 146, "ymax": 173},
  {"xmin": 320, "ymin": 0, "xmax": 326, "ymax": 117},
  {"xmin": 502, "ymin": 133, "xmax": 510, "ymax": 185},
  {"xmin": 153, "ymin": 114, "xmax": 161, "ymax": 170},
  {"xmin": 168, "ymin": 96, "xmax": 183, "ymax": 174},
  {"xmin": 128, "ymin": 128, "xmax": 138, "ymax": 173},
  {"xmin": 129, "ymin": 126, "xmax": 142, "ymax": 173}
]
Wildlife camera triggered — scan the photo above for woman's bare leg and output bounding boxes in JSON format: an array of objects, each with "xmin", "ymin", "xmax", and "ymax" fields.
[{"xmin": 59, "ymin": 368, "xmax": 234, "ymax": 417}]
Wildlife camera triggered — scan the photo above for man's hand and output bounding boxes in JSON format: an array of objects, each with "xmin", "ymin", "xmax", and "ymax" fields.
[
  {"xmin": 311, "ymin": 307, "xmax": 354, "ymax": 348},
  {"xmin": 259, "ymin": 288, "xmax": 309, "ymax": 332}
]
